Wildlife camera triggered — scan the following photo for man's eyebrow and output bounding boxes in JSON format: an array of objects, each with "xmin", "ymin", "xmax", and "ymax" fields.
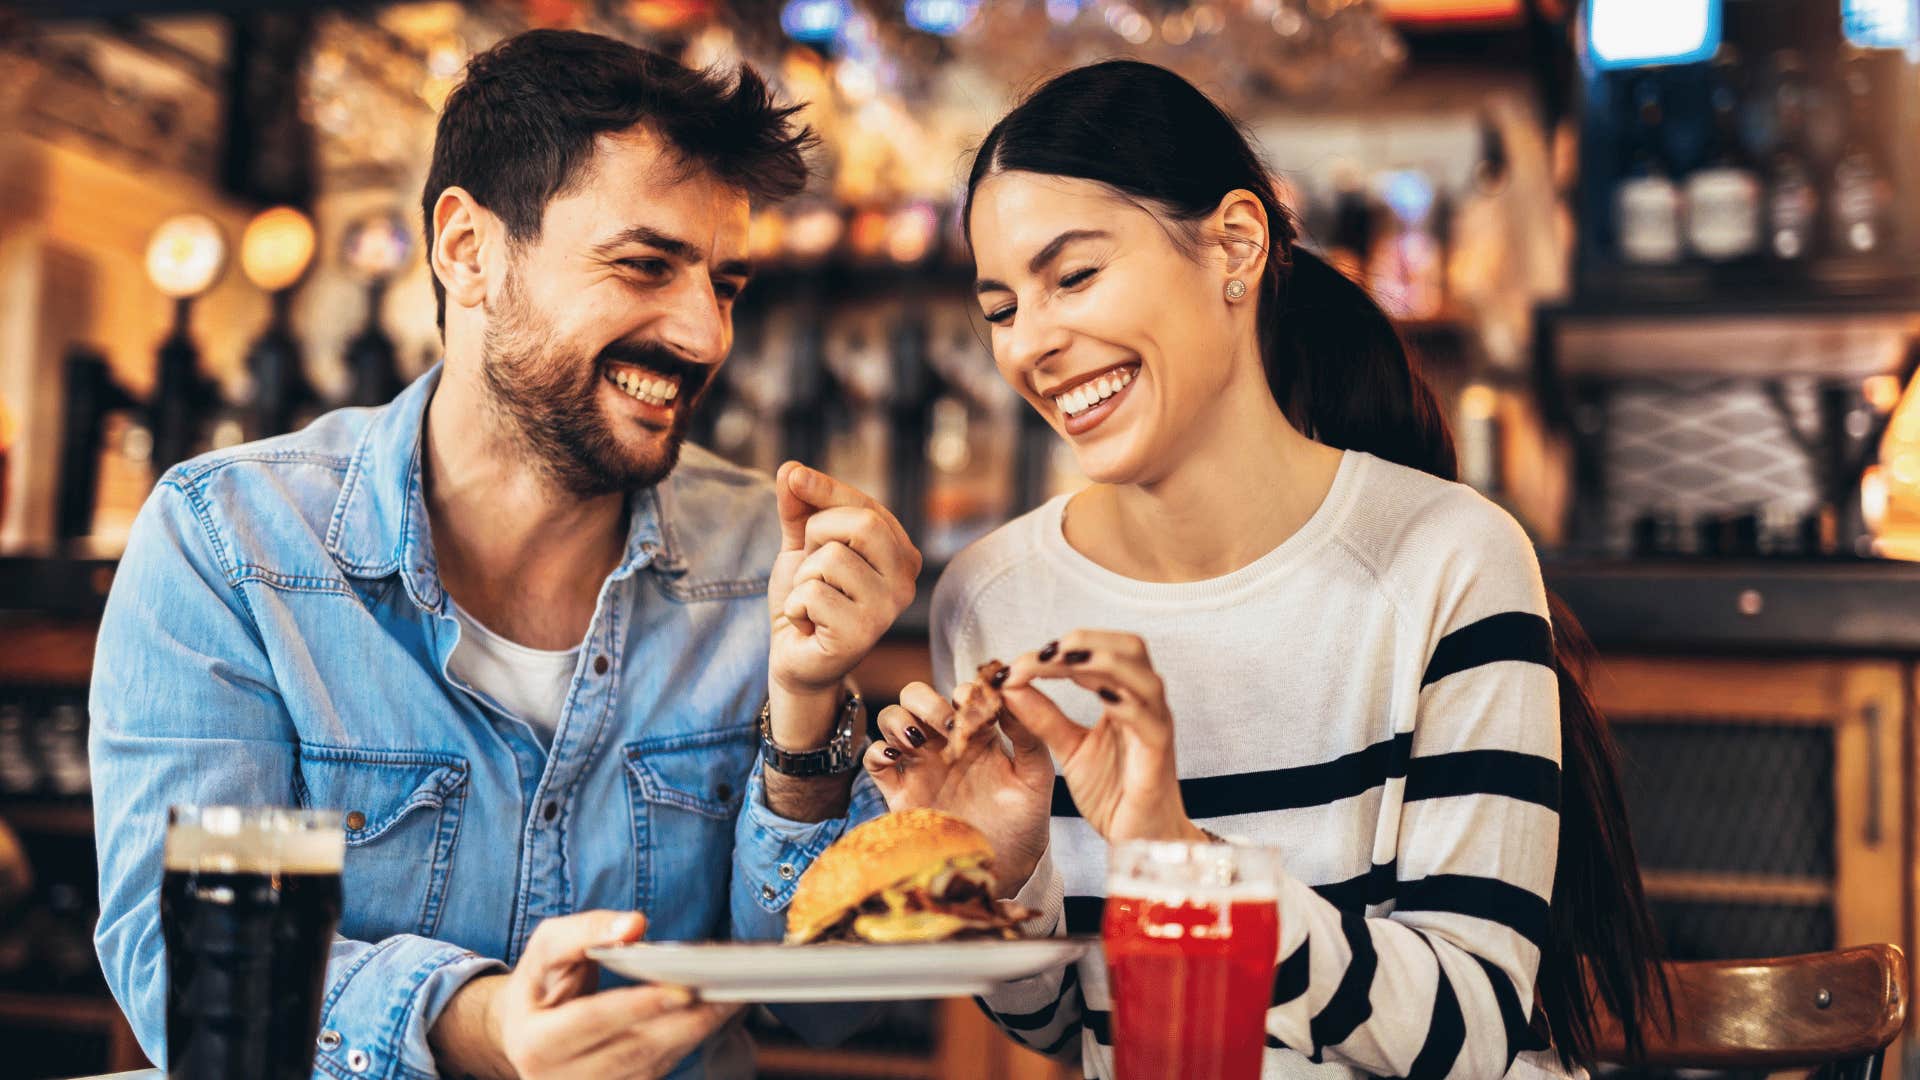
[
  {"xmin": 975, "ymin": 228, "xmax": 1111, "ymax": 295},
  {"xmin": 591, "ymin": 224, "xmax": 702, "ymax": 262},
  {"xmin": 715, "ymin": 259, "xmax": 753, "ymax": 279}
]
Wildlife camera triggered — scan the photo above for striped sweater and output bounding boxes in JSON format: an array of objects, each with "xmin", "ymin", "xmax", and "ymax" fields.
[{"xmin": 930, "ymin": 452, "xmax": 1574, "ymax": 1079}]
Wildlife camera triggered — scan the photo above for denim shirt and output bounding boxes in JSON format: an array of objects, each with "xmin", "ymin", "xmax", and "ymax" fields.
[{"xmin": 89, "ymin": 366, "xmax": 884, "ymax": 1079}]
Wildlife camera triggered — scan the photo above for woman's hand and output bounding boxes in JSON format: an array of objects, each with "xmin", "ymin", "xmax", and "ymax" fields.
[
  {"xmin": 861, "ymin": 679, "xmax": 1053, "ymax": 898},
  {"xmin": 1000, "ymin": 631, "xmax": 1207, "ymax": 846}
]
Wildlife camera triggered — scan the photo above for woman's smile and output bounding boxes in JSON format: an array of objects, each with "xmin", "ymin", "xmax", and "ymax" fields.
[{"xmin": 1044, "ymin": 362, "xmax": 1141, "ymax": 436}]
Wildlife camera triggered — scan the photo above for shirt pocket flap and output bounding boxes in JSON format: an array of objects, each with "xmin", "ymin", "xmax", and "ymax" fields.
[
  {"xmin": 297, "ymin": 745, "xmax": 470, "ymax": 845},
  {"xmin": 624, "ymin": 724, "xmax": 756, "ymax": 820}
]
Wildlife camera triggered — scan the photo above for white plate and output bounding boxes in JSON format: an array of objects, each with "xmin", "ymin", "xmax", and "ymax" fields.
[{"xmin": 588, "ymin": 938, "xmax": 1091, "ymax": 1003}]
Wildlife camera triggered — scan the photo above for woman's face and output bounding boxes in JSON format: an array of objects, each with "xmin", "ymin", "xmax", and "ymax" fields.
[{"xmin": 969, "ymin": 171, "xmax": 1250, "ymax": 485}]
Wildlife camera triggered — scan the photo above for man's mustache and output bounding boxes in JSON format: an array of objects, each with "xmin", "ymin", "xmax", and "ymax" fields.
[{"xmin": 596, "ymin": 340, "xmax": 716, "ymax": 404}]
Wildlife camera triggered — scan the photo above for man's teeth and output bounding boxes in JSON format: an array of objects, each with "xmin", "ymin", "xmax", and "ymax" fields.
[
  {"xmin": 611, "ymin": 369, "xmax": 679, "ymax": 406},
  {"xmin": 1055, "ymin": 368, "xmax": 1134, "ymax": 418}
]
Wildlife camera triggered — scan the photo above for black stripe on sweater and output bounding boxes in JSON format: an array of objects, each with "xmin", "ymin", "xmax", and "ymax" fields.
[
  {"xmin": 1065, "ymin": 896, "xmax": 1106, "ymax": 936},
  {"xmin": 1272, "ymin": 941, "xmax": 1310, "ymax": 1006},
  {"xmin": 1405, "ymin": 749, "xmax": 1561, "ymax": 812},
  {"xmin": 1050, "ymin": 732, "xmax": 1413, "ymax": 819},
  {"xmin": 1473, "ymin": 954, "xmax": 1549, "ymax": 1062},
  {"xmin": 980, "ymin": 963, "xmax": 1080, "ymax": 1032},
  {"xmin": 1396, "ymin": 875, "xmax": 1551, "ymax": 953},
  {"xmin": 1084, "ymin": 1008, "xmax": 1111, "ymax": 1044},
  {"xmin": 1314, "ymin": 861, "xmax": 1397, "ymax": 911},
  {"xmin": 1308, "ymin": 909, "xmax": 1376, "ymax": 1059},
  {"xmin": 1405, "ymin": 937, "xmax": 1467, "ymax": 1080},
  {"xmin": 1421, "ymin": 612, "xmax": 1553, "ymax": 688}
]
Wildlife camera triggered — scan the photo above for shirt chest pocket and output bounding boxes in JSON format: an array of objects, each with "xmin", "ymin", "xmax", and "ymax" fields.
[
  {"xmin": 296, "ymin": 745, "xmax": 470, "ymax": 940},
  {"xmin": 623, "ymin": 724, "xmax": 755, "ymax": 937}
]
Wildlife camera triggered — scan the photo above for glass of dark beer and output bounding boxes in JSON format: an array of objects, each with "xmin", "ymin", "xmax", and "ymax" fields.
[{"xmin": 161, "ymin": 805, "xmax": 344, "ymax": 1080}]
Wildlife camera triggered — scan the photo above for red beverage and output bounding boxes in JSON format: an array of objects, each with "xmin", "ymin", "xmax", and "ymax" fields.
[{"xmin": 1103, "ymin": 843, "xmax": 1281, "ymax": 1080}]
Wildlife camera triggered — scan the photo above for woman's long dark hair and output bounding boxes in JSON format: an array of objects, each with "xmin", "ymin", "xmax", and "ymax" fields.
[{"xmin": 965, "ymin": 59, "xmax": 1669, "ymax": 1069}]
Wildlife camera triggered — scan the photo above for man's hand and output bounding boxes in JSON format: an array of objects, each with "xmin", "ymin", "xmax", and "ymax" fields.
[
  {"xmin": 766, "ymin": 461, "xmax": 920, "ymax": 750},
  {"xmin": 429, "ymin": 911, "xmax": 738, "ymax": 1080}
]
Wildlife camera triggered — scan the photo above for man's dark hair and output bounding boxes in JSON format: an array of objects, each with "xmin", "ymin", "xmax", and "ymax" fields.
[{"xmin": 421, "ymin": 29, "xmax": 815, "ymax": 331}]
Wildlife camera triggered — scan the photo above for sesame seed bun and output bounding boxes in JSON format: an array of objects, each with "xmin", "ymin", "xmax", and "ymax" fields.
[{"xmin": 785, "ymin": 809, "xmax": 996, "ymax": 944}]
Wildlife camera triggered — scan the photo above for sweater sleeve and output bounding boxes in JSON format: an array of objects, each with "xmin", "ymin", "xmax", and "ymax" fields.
[
  {"xmin": 1263, "ymin": 502, "xmax": 1560, "ymax": 1079},
  {"xmin": 931, "ymin": 559, "xmax": 1086, "ymax": 1064}
]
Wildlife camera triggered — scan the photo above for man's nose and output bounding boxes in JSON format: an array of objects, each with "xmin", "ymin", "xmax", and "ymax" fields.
[{"xmin": 655, "ymin": 275, "xmax": 729, "ymax": 365}]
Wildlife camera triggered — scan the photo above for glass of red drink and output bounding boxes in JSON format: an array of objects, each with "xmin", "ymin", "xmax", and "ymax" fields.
[{"xmin": 1103, "ymin": 840, "xmax": 1282, "ymax": 1080}]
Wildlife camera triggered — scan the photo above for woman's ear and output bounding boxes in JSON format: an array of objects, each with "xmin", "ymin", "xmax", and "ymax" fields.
[
  {"xmin": 1213, "ymin": 188, "xmax": 1271, "ymax": 285},
  {"xmin": 430, "ymin": 187, "xmax": 494, "ymax": 316}
]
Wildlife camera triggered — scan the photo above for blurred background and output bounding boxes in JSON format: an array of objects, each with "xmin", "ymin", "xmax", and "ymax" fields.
[{"xmin": 6, "ymin": 0, "xmax": 1920, "ymax": 1076}]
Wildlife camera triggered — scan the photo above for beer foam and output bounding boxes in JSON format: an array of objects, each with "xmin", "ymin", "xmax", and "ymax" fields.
[
  {"xmin": 164, "ymin": 813, "xmax": 344, "ymax": 874},
  {"xmin": 1105, "ymin": 877, "xmax": 1281, "ymax": 906}
]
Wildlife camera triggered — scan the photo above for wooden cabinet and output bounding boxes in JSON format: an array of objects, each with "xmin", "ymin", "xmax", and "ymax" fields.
[{"xmin": 1590, "ymin": 655, "xmax": 1910, "ymax": 1071}]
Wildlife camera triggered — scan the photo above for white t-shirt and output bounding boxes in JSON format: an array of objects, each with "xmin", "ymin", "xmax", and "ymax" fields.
[
  {"xmin": 939, "ymin": 451, "xmax": 1576, "ymax": 1079},
  {"xmin": 447, "ymin": 601, "xmax": 582, "ymax": 748}
]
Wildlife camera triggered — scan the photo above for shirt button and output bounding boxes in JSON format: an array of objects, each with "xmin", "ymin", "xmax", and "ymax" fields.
[
  {"xmin": 542, "ymin": 801, "xmax": 559, "ymax": 823},
  {"xmin": 316, "ymin": 1029, "xmax": 342, "ymax": 1052},
  {"xmin": 761, "ymin": 884, "xmax": 777, "ymax": 902},
  {"xmin": 344, "ymin": 811, "xmax": 366, "ymax": 831},
  {"xmin": 778, "ymin": 863, "xmax": 796, "ymax": 881},
  {"xmin": 346, "ymin": 1048, "xmax": 371, "ymax": 1073},
  {"xmin": 593, "ymin": 655, "xmax": 610, "ymax": 675},
  {"xmin": 715, "ymin": 782, "xmax": 734, "ymax": 802}
]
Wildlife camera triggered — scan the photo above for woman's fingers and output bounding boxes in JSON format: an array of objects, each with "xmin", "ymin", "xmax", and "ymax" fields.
[
  {"xmin": 1004, "ymin": 631, "xmax": 1167, "ymax": 724},
  {"xmin": 875, "ymin": 703, "xmax": 940, "ymax": 760},
  {"xmin": 1001, "ymin": 685, "xmax": 1089, "ymax": 764},
  {"xmin": 894, "ymin": 683, "xmax": 954, "ymax": 753},
  {"xmin": 996, "ymin": 707, "xmax": 1057, "ymax": 789},
  {"xmin": 863, "ymin": 721, "xmax": 950, "ymax": 810}
]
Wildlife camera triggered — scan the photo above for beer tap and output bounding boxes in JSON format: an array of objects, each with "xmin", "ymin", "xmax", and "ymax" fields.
[{"xmin": 142, "ymin": 214, "xmax": 229, "ymax": 474}]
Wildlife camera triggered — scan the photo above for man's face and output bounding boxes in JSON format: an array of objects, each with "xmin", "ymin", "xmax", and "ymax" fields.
[{"xmin": 480, "ymin": 127, "xmax": 753, "ymax": 496}]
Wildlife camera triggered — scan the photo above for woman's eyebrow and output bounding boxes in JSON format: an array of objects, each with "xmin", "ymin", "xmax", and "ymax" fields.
[{"xmin": 975, "ymin": 228, "xmax": 1112, "ymax": 296}]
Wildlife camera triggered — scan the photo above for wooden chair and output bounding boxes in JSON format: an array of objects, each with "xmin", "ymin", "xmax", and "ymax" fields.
[{"xmin": 1592, "ymin": 945, "xmax": 1907, "ymax": 1079}]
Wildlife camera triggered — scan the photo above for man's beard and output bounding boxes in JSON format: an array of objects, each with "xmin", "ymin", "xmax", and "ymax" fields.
[{"xmin": 479, "ymin": 271, "xmax": 713, "ymax": 498}]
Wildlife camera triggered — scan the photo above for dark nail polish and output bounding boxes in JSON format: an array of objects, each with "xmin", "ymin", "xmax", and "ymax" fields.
[
  {"xmin": 1039, "ymin": 641, "xmax": 1059, "ymax": 662},
  {"xmin": 905, "ymin": 726, "xmax": 927, "ymax": 747},
  {"xmin": 1064, "ymin": 649, "xmax": 1092, "ymax": 664},
  {"xmin": 989, "ymin": 667, "xmax": 1010, "ymax": 688},
  {"xmin": 945, "ymin": 717, "xmax": 957, "ymax": 732},
  {"xmin": 882, "ymin": 746, "xmax": 901, "ymax": 760},
  {"xmin": 1098, "ymin": 687, "xmax": 1121, "ymax": 703}
]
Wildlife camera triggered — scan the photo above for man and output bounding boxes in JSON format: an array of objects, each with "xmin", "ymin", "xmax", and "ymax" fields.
[{"xmin": 90, "ymin": 30, "xmax": 918, "ymax": 1079}]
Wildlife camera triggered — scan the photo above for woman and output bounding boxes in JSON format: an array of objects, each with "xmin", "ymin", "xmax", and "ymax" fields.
[{"xmin": 860, "ymin": 60, "xmax": 1665, "ymax": 1078}]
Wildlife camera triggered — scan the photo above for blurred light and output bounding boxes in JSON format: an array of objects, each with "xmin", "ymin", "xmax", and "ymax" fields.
[
  {"xmin": 1587, "ymin": 0, "xmax": 1720, "ymax": 70},
  {"xmin": 834, "ymin": 57, "xmax": 879, "ymax": 101},
  {"xmin": 1191, "ymin": 3, "xmax": 1227, "ymax": 33},
  {"xmin": 1161, "ymin": 11, "xmax": 1195, "ymax": 44},
  {"xmin": 239, "ymin": 207, "xmax": 317, "ymax": 293},
  {"xmin": 905, "ymin": 0, "xmax": 977, "ymax": 35},
  {"xmin": 1843, "ymin": 0, "xmax": 1919, "ymax": 47},
  {"xmin": 781, "ymin": 0, "xmax": 851, "ymax": 42},
  {"xmin": 1865, "ymin": 373, "xmax": 1905, "ymax": 413},
  {"xmin": 1377, "ymin": 0, "xmax": 1520, "ymax": 22},
  {"xmin": 749, "ymin": 210, "xmax": 787, "ymax": 263},
  {"xmin": 1379, "ymin": 169, "xmax": 1436, "ymax": 224},
  {"xmin": 1863, "ymin": 464, "xmax": 1890, "ymax": 532},
  {"xmin": 1046, "ymin": 0, "xmax": 1084, "ymax": 24},
  {"xmin": 887, "ymin": 203, "xmax": 940, "ymax": 265},
  {"xmin": 787, "ymin": 204, "xmax": 846, "ymax": 259},
  {"xmin": 342, "ymin": 212, "xmax": 414, "ymax": 280},
  {"xmin": 1116, "ymin": 9, "xmax": 1153, "ymax": 43},
  {"xmin": 1459, "ymin": 383, "xmax": 1498, "ymax": 422},
  {"xmin": 145, "ymin": 214, "xmax": 228, "ymax": 299}
]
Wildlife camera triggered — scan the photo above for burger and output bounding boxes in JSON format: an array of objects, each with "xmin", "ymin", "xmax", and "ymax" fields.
[{"xmin": 784, "ymin": 808, "xmax": 1032, "ymax": 944}]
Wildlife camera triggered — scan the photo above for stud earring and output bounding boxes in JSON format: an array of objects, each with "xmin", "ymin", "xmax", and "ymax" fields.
[{"xmin": 1224, "ymin": 279, "xmax": 1248, "ymax": 300}]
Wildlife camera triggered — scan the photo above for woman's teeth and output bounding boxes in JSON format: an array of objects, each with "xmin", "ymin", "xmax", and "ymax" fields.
[
  {"xmin": 611, "ymin": 369, "xmax": 678, "ymax": 407},
  {"xmin": 1055, "ymin": 368, "xmax": 1133, "ymax": 418}
]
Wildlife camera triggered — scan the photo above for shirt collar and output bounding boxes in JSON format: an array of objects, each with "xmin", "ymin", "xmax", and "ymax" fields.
[{"xmin": 325, "ymin": 363, "xmax": 687, "ymax": 612}]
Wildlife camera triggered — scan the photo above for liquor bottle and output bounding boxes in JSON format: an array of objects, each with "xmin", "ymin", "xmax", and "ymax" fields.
[
  {"xmin": 1766, "ymin": 51, "xmax": 1819, "ymax": 261},
  {"xmin": 1830, "ymin": 56, "xmax": 1893, "ymax": 257},
  {"xmin": 1616, "ymin": 79, "xmax": 1683, "ymax": 265},
  {"xmin": 1683, "ymin": 55, "xmax": 1763, "ymax": 261}
]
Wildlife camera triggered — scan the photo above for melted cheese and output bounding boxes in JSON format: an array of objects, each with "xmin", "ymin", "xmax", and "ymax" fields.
[{"xmin": 852, "ymin": 911, "xmax": 993, "ymax": 943}]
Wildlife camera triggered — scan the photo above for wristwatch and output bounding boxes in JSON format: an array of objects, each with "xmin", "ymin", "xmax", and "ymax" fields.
[{"xmin": 758, "ymin": 689, "xmax": 864, "ymax": 777}]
